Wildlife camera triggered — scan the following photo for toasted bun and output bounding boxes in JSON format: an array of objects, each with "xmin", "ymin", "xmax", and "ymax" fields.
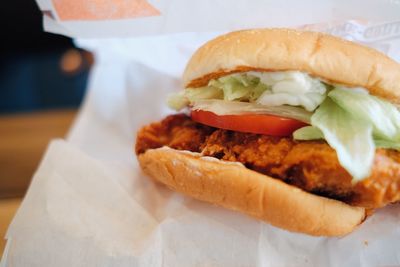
[
  {"xmin": 183, "ymin": 29, "xmax": 400, "ymax": 104},
  {"xmin": 138, "ymin": 147, "xmax": 366, "ymax": 236}
]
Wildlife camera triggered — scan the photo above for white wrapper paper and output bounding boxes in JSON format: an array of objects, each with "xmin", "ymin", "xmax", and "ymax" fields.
[
  {"xmin": 37, "ymin": 0, "xmax": 400, "ymax": 38},
  {"xmin": 3, "ymin": 1, "xmax": 400, "ymax": 266}
]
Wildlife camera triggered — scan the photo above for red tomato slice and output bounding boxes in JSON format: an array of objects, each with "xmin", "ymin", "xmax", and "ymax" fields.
[{"xmin": 191, "ymin": 110, "xmax": 307, "ymax": 136}]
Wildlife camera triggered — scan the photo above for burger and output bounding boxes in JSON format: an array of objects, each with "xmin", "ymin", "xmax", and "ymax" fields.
[{"xmin": 135, "ymin": 29, "xmax": 400, "ymax": 236}]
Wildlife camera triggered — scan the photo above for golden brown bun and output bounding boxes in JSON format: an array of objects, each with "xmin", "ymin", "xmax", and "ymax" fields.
[
  {"xmin": 138, "ymin": 147, "xmax": 366, "ymax": 236},
  {"xmin": 183, "ymin": 29, "xmax": 400, "ymax": 104}
]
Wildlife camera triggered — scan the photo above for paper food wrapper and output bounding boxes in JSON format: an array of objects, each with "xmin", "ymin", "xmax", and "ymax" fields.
[
  {"xmin": 3, "ymin": 1, "xmax": 400, "ymax": 266},
  {"xmin": 37, "ymin": 0, "xmax": 400, "ymax": 38}
]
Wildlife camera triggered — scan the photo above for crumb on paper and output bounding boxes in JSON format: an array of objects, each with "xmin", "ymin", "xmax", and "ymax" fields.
[{"xmin": 364, "ymin": 240, "xmax": 369, "ymax": 246}]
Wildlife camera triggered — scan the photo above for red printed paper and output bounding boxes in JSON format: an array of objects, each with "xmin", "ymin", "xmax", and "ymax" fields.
[{"xmin": 52, "ymin": 0, "xmax": 160, "ymax": 21}]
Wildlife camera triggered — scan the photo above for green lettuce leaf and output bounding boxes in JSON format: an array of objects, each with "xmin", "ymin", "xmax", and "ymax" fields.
[
  {"xmin": 167, "ymin": 74, "xmax": 264, "ymax": 110},
  {"xmin": 373, "ymin": 139, "xmax": 400, "ymax": 150},
  {"xmin": 213, "ymin": 75, "xmax": 268, "ymax": 101},
  {"xmin": 329, "ymin": 87, "xmax": 400, "ymax": 141},
  {"xmin": 167, "ymin": 71, "xmax": 327, "ymax": 111},
  {"xmin": 167, "ymin": 91, "xmax": 189, "ymax": 110},
  {"xmin": 294, "ymin": 127, "xmax": 400, "ymax": 151},
  {"xmin": 294, "ymin": 127, "xmax": 400, "ymax": 177},
  {"xmin": 310, "ymin": 98, "xmax": 375, "ymax": 181},
  {"xmin": 294, "ymin": 87, "xmax": 400, "ymax": 181},
  {"xmin": 167, "ymin": 86, "xmax": 223, "ymax": 110},
  {"xmin": 293, "ymin": 126, "xmax": 324, "ymax": 140}
]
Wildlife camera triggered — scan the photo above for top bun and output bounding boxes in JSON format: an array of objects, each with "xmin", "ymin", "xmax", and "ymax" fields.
[{"xmin": 183, "ymin": 29, "xmax": 400, "ymax": 104}]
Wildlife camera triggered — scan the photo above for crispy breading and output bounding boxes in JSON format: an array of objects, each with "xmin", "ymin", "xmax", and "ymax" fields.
[
  {"xmin": 135, "ymin": 114, "xmax": 214, "ymax": 155},
  {"xmin": 135, "ymin": 114, "xmax": 400, "ymax": 209}
]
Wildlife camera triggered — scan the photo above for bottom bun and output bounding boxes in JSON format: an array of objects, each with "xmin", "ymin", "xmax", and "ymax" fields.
[{"xmin": 138, "ymin": 147, "xmax": 366, "ymax": 236}]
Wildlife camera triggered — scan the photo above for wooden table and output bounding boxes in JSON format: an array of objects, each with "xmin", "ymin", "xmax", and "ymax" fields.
[
  {"xmin": 0, "ymin": 198, "xmax": 21, "ymax": 258},
  {"xmin": 0, "ymin": 109, "xmax": 76, "ymax": 258}
]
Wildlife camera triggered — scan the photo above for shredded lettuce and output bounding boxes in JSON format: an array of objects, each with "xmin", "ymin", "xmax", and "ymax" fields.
[
  {"xmin": 167, "ymin": 86, "xmax": 223, "ymax": 110},
  {"xmin": 192, "ymin": 99, "xmax": 312, "ymax": 123},
  {"xmin": 250, "ymin": 71, "xmax": 327, "ymax": 111},
  {"xmin": 212, "ymin": 75, "xmax": 268, "ymax": 101},
  {"xmin": 167, "ymin": 71, "xmax": 327, "ymax": 111}
]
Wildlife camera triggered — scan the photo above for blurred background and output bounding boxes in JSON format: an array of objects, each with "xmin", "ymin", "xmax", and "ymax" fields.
[
  {"xmin": 0, "ymin": 1, "xmax": 95, "ymax": 255},
  {"xmin": 0, "ymin": 0, "xmax": 93, "ymax": 198}
]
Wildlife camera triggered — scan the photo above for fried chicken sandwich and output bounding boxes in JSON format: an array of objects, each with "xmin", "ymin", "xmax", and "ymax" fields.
[{"xmin": 135, "ymin": 29, "xmax": 400, "ymax": 236}]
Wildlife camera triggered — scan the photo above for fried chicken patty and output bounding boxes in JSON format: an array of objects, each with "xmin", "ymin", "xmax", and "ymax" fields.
[{"xmin": 135, "ymin": 114, "xmax": 400, "ymax": 209}]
